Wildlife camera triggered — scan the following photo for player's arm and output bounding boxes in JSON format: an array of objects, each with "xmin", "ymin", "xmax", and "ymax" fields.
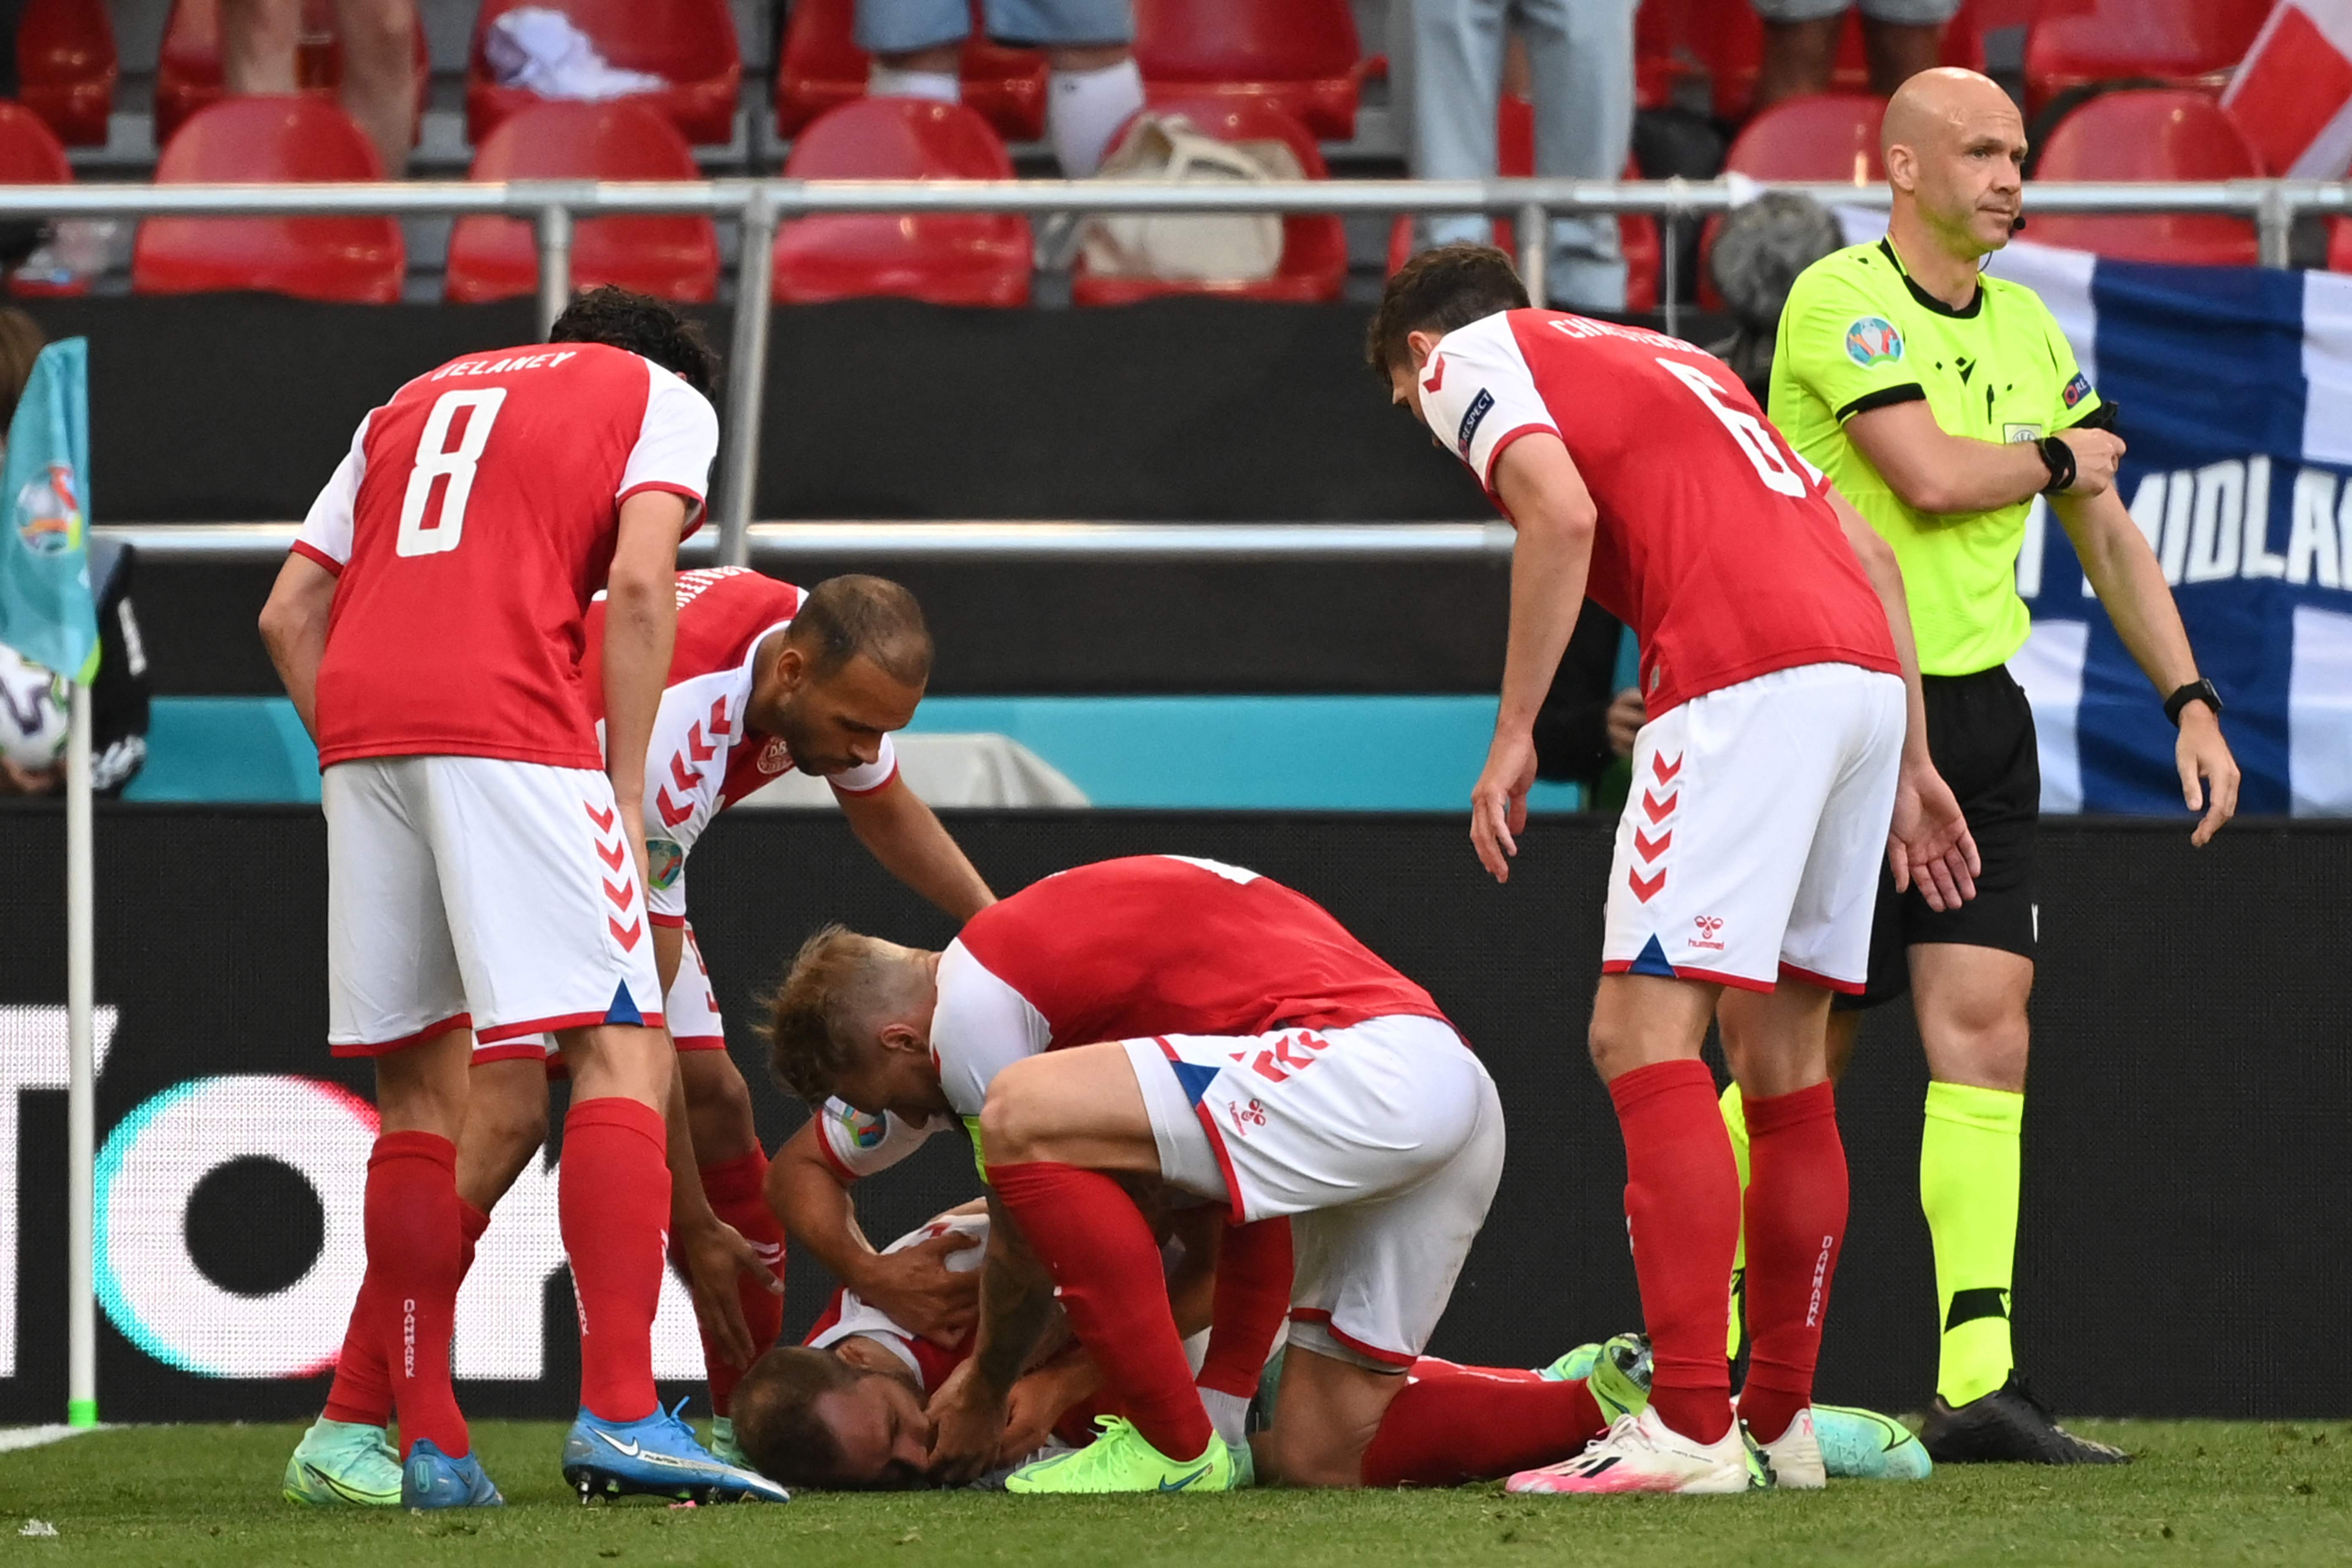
[
  {"xmin": 770, "ymin": 1116, "xmax": 980, "ymax": 1341},
  {"xmin": 927, "ymin": 1190, "xmax": 1063, "ymax": 1484},
  {"xmin": 833, "ymin": 772, "xmax": 996, "ymax": 921},
  {"xmin": 602, "ymin": 492, "xmax": 687, "ymax": 881},
  {"xmin": 1825, "ymin": 486, "xmax": 1981, "ymax": 909},
  {"xmin": 1472, "ymin": 433, "xmax": 1598, "ymax": 883},
  {"xmin": 2053, "ymin": 486, "xmax": 2239, "ymax": 844},
  {"xmin": 258, "ymin": 552, "xmax": 339, "ymax": 741}
]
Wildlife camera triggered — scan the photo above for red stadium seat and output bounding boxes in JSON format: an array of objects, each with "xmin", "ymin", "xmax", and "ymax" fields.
[
  {"xmin": 776, "ymin": 0, "xmax": 1047, "ymax": 141},
  {"xmin": 1698, "ymin": 92, "xmax": 1885, "ymax": 308},
  {"xmin": 1381, "ymin": 96, "xmax": 1660, "ymax": 314},
  {"xmin": 1075, "ymin": 98, "xmax": 1345, "ymax": 305},
  {"xmin": 445, "ymin": 101, "xmax": 719, "ymax": 305},
  {"xmin": 2027, "ymin": 90, "xmax": 2260, "ymax": 266},
  {"xmin": 1659, "ymin": 0, "xmax": 1977, "ymax": 121},
  {"xmin": 0, "ymin": 104, "xmax": 79, "ymax": 297},
  {"xmin": 468, "ymin": 0, "xmax": 741, "ymax": 145},
  {"xmin": 132, "ymin": 97, "xmax": 406, "ymax": 304},
  {"xmin": 154, "ymin": 0, "xmax": 430, "ymax": 151},
  {"xmin": 1135, "ymin": 0, "xmax": 1363, "ymax": 140},
  {"xmin": 771, "ymin": 98, "xmax": 1031, "ymax": 308},
  {"xmin": 2330, "ymin": 218, "xmax": 2352, "ymax": 276},
  {"xmin": 2023, "ymin": 0, "xmax": 2269, "ymax": 118},
  {"xmin": 17, "ymin": 0, "xmax": 116, "ymax": 146}
]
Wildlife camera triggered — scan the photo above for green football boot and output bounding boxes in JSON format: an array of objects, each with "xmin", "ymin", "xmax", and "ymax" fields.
[
  {"xmin": 1005, "ymin": 1418, "xmax": 1235, "ymax": 1495},
  {"xmin": 1813, "ymin": 1404, "xmax": 1933, "ymax": 1481},
  {"xmin": 282, "ymin": 1417, "xmax": 403, "ymax": 1507},
  {"xmin": 1585, "ymin": 1333, "xmax": 1654, "ymax": 1424},
  {"xmin": 708, "ymin": 1415, "xmax": 749, "ymax": 1470}
]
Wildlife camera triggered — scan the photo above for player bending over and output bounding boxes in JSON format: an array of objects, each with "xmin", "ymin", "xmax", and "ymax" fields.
[
  {"xmin": 278, "ymin": 566, "xmax": 995, "ymax": 1502},
  {"xmin": 764, "ymin": 853, "xmax": 1648, "ymax": 1494},
  {"xmin": 1373, "ymin": 246, "xmax": 1976, "ymax": 1494}
]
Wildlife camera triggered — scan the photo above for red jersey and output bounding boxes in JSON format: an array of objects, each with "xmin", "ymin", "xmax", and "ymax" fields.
[
  {"xmin": 294, "ymin": 342, "xmax": 720, "ymax": 769},
  {"xmin": 1416, "ymin": 310, "xmax": 1899, "ymax": 713}
]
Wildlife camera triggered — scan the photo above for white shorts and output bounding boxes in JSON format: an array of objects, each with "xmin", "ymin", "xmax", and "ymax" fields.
[
  {"xmin": 323, "ymin": 756, "xmax": 663, "ymax": 1054},
  {"xmin": 1122, "ymin": 1015, "xmax": 1505, "ymax": 1371},
  {"xmin": 482, "ymin": 921, "xmax": 729, "ymax": 1070},
  {"xmin": 1601, "ymin": 662, "xmax": 1905, "ymax": 995}
]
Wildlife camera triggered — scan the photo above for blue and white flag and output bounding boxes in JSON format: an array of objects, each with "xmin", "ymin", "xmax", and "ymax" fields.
[
  {"xmin": 0, "ymin": 338, "xmax": 96, "ymax": 683},
  {"xmin": 1987, "ymin": 245, "xmax": 2352, "ymax": 817}
]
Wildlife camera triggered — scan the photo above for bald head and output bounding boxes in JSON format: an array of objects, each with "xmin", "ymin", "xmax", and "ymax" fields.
[{"xmin": 1882, "ymin": 68, "xmax": 2027, "ymax": 263}]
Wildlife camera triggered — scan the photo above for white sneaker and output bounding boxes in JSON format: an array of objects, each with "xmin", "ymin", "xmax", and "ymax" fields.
[
  {"xmin": 1752, "ymin": 1407, "xmax": 1826, "ymax": 1490},
  {"xmin": 1506, "ymin": 1407, "xmax": 1761, "ymax": 1496}
]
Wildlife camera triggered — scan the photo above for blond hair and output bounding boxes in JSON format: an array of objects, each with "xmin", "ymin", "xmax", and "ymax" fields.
[{"xmin": 759, "ymin": 924, "xmax": 915, "ymax": 1105}]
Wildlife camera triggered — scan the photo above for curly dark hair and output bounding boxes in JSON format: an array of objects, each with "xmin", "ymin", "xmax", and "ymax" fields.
[
  {"xmin": 548, "ymin": 285, "xmax": 721, "ymax": 401},
  {"xmin": 1364, "ymin": 243, "xmax": 1530, "ymax": 379}
]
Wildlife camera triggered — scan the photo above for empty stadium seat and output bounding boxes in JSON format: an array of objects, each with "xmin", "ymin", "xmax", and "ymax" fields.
[
  {"xmin": 1075, "ymin": 98, "xmax": 1345, "ymax": 305},
  {"xmin": 771, "ymin": 98, "xmax": 1031, "ymax": 308},
  {"xmin": 776, "ymin": 0, "xmax": 1047, "ymax": 141},
  {"xmin": 1698, "ymin": 92, "xmax": 1884, "ymax": 307},
  {"xmin": 1381, "ymin": 97, "xmax": 1660, "ymax": 314},
  {"xmin": 445, "ymin": 101, "xmax": 719, "ymax": 306},
  {"xmin": 2023, "ymin": 0, "xmax": 2269, "ymax": 117},
  {"xmin": 132, "ymin": 97, "xmax": 405, "ymax": 303},
  {"xmin": 18, "ymin": 0, "xmax": 116, "ymax": 146},
  {"xmin": 2027, "ymin": 90, "xmax": 2259, "ymax": 266},
  {"xmin": 0, "ymin": 103, "xmax": 78, "ymax": 297},
  {"xmin": 1135, "ymin": 0, "xmax": 1362, "ymax": 140},
  {"xmin": 155, "ymin": 0, "xmax": 430, "ymax": 150},
  {"xmin": 468, "ymin": 0, "xmax": 740, "ymax": 145}
]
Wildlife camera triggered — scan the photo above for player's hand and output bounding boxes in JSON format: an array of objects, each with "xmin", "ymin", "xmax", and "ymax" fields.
[
  {"xmin": 998, "ymin": 1367, "xmax": 1080, "ymax": 1467},
  {"xmin": 0, "ymin": 758, "xmax": 60, "ymax": 796},
  {"xmin": 1471, "ymin": 727, "xmax": 1538, "ymax": 883},
  {"xmin": 675, "ymin": 1217, "xmax": 783, "ymax": 1372},
  {"xmin": 2175, "ymin": 703, "xmax": 2239, "ymax": 847},
  {"xmin": 1604, "ymin": 688, "xmax": 1646, "ymax": 760},
  {"xmin": 854, "ymin": 1232, "xmax": 982, "ymax": 1345},
  {"xmin": 2057, "ymin": 428, "xmax": 2125, "ymax": 498},
  {"xmin": 925, "ymin": 1357, "xmax": 1011, "ymax": 1484},
  {"xmin": 1888, "ymin": 758, "xmax": 1981, "ymax": 912}
]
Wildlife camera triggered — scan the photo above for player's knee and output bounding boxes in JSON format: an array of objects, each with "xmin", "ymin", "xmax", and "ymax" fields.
[{"xmin": 976, "ymin": 1056, "xmax": 1064, "ymax": 1166}]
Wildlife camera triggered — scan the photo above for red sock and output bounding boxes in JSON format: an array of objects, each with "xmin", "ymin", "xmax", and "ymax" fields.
[
  {"xmin": 1737, "ymin": 1082, "xmax": 1847, "ymax": 1445},
  {"xmin": 363, "ymin": 1131, "xmax": 469, "ymax": 1459},
  {"xmin": 562, "ymin": 1097, "xmax": 670, "ymax": 1424},
  {"xmin": 1361, "ymin": 1365, "xmax": 1607, "ymax": 1486},
  {"xmin": 323, "ymin": 1200, "xmax": 490, "ymax": 1429},
  {"xmin": 988, "ymin": 1161, "xmax": 1213, "ymax": 1462},
  {"xmin": 689, "ymin": 1150, "xmax": 786, "ymax": 1418},
  {"xmin": 1609, "ymin": 1058, "xmax": 1738, "ymax": 1446},
  {"xmin": 1196, "ymin": 1218, "xmax": 1292, "ymax": 1399}
]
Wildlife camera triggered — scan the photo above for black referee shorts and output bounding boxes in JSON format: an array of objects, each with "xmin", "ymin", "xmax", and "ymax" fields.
[{"xmin": 1834, "ymin": 664, "xmax": 2040, "ymax": 1012}]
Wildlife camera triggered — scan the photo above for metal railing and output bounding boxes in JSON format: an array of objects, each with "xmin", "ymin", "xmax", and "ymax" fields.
[{"xmin": 22, "ymin": 173, "xmax": 2351, "ymax": 564}]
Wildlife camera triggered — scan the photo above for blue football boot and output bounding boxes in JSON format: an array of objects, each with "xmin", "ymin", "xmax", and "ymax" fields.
[
  {"xmin": 562, "ymin": 1398, "xmax": 790, "ymax": 1504},
  {"xmin": 400, "ymin": 1439, "xmax": 504, "ymax": 1509}
]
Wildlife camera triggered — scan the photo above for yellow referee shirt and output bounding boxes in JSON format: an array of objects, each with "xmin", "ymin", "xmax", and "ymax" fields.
[{"xmin": 1769, "ymin": 238, "xmax": 2104, "ymax": 676}]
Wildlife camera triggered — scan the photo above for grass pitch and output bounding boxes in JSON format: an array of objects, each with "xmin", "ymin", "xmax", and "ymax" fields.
[{"xmin": 3, "ymin": 1420, "xmax": 2349, "ymax": 1566}]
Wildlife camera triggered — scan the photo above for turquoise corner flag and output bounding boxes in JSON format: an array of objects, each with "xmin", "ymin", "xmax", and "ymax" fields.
[{"xmin": 0, "ymin": 337, "xmax": 95, "ymax": 683}]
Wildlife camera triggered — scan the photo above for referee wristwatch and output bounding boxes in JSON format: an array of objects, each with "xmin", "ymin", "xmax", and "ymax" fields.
[
  {"xmin": 2035, "ymin": 435, "xmax": 2077, "ymax": 495},
  {"xmin": 2164, "ymin": 678, "xmax": 2222, "ymax": 727}
]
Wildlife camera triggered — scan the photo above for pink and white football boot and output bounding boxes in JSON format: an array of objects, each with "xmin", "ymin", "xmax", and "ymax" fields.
[{"xmin": 1506, "ymin": 1408, "xmax": 1767, "ymax": 1496}]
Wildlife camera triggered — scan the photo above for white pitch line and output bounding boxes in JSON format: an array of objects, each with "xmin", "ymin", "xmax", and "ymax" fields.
[{"xmin": 0, "ymin": 1426, "xmax": 105, "ymax": 1454}]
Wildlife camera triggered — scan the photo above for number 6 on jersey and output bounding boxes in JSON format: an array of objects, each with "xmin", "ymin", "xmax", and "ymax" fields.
[{"xmin": 396, "ymin": 388, "xmax": 507, "ymax": 558}]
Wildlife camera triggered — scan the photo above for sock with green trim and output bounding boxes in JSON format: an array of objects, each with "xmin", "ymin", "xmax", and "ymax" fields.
[
  {"xmin": 1720, "ymin": 1081, "xmax": 1750, "ymax": 1364},
  {"xmin": 1920, "ymin": 1080, "xmax": 2024, "ymax": 1407}
]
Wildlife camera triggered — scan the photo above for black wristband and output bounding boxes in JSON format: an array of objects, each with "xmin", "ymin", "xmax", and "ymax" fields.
[
  {"xmin": 2036, "ymin": 435, "xmax": 2077, "ymax": 495},
  {"xmin": 2164, "ymin": 678, "xmax": 2222, "ymax": 727}
]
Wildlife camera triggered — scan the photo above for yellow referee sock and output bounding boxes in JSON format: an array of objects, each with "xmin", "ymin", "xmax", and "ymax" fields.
[
  {"xmin": 1921, "ymin": 1080, "xmax": 2024, "ymax": 1407},
  {"xmin": 1719, "ymin": 1080, "xmax": 1750, "ymax": 1362}
]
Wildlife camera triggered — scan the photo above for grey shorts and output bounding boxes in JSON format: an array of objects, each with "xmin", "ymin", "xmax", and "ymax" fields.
[
  {"xmin": 855, "ymin": 0, "xmax": 1133, "ymax": 53},
  {"xmin": 1749, "ymin": 0, "xmax": 1960, "ymax": 24}
]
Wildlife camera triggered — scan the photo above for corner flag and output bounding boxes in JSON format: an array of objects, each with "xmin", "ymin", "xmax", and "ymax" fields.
[{"xmin": 0, "ymin": 337, "xmax": 96, "ymax": 682}]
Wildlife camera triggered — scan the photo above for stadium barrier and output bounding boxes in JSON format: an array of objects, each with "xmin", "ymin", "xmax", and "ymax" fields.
[
  {"xmin": 2, "ymin": 805, "xmax": 2345, "ymax": 1424},
  {"xmin": 0, "ymin": 171, "xmax": 2343, "ymax": 566}
]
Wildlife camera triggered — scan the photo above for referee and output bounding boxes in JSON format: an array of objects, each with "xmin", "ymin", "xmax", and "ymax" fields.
[{"xmin": 1748, "ymin": 68, "xmax": 2241, "ymax": 1464}]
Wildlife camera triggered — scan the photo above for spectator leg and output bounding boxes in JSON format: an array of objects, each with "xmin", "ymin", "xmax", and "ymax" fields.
[
  {"xmin": 1523, "ymin": 0, "xmax": 1634, "ymax": 312},
  {"xmin": 1861, "ymin": 18, "xmax": 1943, "ymax": 97},
  {"xmin": 221, "ymin": 0, "xmax": 303, "ymax": 95},
  {"xmin": 1045, "ymin": 46, "xmax": 1143, "ymax": 177},
  {"xmin": 859, "ymin": 0, "xmax": 968, "ymax": 99},
  {"xmin": 333, "ymin": 0, "xmax": 417, "ymax": 177},
  {"xmin": 1754, "ymin": 14, "xmax": 1844, "ymax": 111},
  {"xmin": 1409, "ymin": 0, "xmax": 1508, "ymax": 253}
]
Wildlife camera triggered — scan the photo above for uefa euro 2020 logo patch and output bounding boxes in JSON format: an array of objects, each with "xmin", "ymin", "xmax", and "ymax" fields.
[
  {"xmin": 647, "ymin": 836, "xmax": 684, "ymax": 890},
  {"xmin": 1844, "ymin": 317, "xmax": 1905, "ymax": 368},
  {"xmin": 14, "ymin": 463, "xmax": 81, "ymax": 555},
  {"xmin": 837, "ymin": 1106, "xmax": 888, "ymax": 1150}
]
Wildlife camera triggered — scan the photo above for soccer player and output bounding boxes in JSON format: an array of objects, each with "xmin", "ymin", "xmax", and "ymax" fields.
[
  {"xmin": 1761, "ymin": 67, "xmax": 2239, "ymax": 1463},
  {"xmin": 280, "ymin": 566, "xmax": 995, "ymax": 1498},
  {"xmin": 1374, "ymin": 245, "xmax": 1975, "ymax": 1492},
  {"xmin": 258, "ymin": 289, "xmax": 782, "ymax": 1506},
  {"xmin": 763, "ymin": 854, "xmax": 1637, "ymax": 1494}
]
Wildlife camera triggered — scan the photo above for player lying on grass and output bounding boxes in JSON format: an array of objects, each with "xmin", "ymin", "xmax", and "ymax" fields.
[
  {"xmin": 764, "ymin": 853, "xmax": 1670, "ymax": 1495},
  {"xmin": 283, "ymin": 569, "xmax": 995, "ymax": 1507},
  {"xmin": 1375, "ymin": 246, "xmax": 1976, "ymax": 1495}
]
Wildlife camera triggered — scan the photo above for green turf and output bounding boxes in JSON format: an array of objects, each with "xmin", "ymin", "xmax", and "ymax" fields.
[{"xmin": 2, "ymin": 1421, "xmax": 2349, "ymax": 1566}]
